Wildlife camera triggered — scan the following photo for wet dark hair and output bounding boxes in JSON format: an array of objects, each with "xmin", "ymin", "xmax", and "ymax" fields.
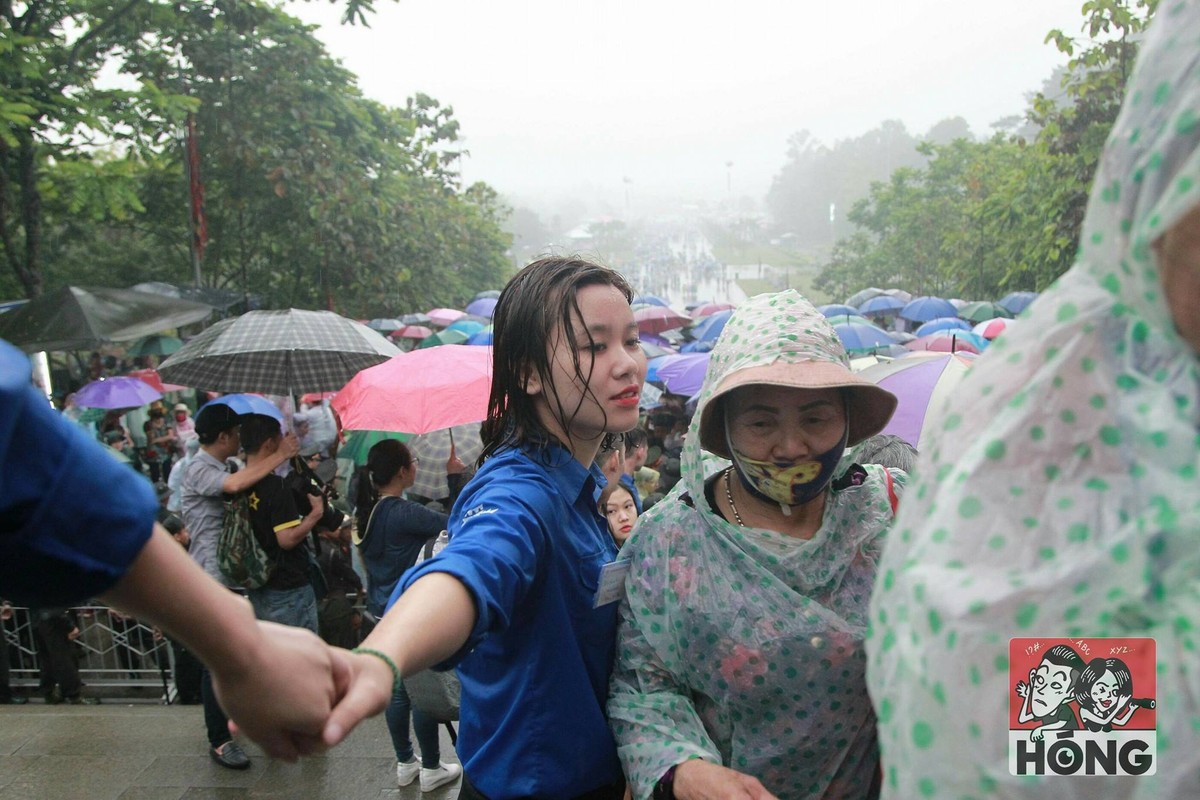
[
  {"xmin": 480, "ymin": 256, "xmax": 634, "ymax": 464},
  {"xmin": 598, "ymin": 480, "xmax": 635, "ymax": 515},
  {"xmin": 623, "ymin": 426, "xmax": 648, "ymax": 457},
  {"xmin": 354, "ymin": 439, "xmax": 414, "ymax": 534},
  {"xmin": 1074, "ymin": 657, "xmax": 1133, "ymax": 711},
  {"xmin": 239, "ymin": 413, "xmax": 282, "ymax": 455}
]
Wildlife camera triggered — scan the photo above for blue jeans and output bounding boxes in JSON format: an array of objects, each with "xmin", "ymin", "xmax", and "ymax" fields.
[
  {"xmin": 247, "ymin": 584, "xmax": 318, "ymax": 633},
  {"xmin": 386, "ymin": 682, "xmax": 441, "ymax": 767}
]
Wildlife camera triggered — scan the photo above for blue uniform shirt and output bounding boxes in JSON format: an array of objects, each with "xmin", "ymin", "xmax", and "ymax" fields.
[
  {"xmin": 0, "ymin": 340, "xmax": 157, "ymax": 606},
  {"xmin": 394, "ymin": 442, "xmax": 622, "ymax": 799}
]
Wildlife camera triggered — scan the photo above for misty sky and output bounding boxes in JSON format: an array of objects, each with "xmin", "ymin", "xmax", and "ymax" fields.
[{"xmin": 294, "ymin": 0, "xmax": 1085, "ymax": 212}]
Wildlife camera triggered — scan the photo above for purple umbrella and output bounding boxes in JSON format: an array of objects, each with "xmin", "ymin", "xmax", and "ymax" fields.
[
  {"xmin": 74, "ymin": 376, "xmax": 163, "ymax": 409},
  {"xmin": 654, "ymin": 353, "xmax": 711, "ymax": 397},
  {"xmin": 900, "ymin": 296, "xmax": 959, "ymax": 323},
  {"xmin": 465, "ymin": 298, "xmax": 498, "ymax": 319}
]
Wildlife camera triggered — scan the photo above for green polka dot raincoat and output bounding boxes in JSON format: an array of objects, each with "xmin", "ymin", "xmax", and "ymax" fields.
[
  {"xmin": 608, "ymin": 290, "xmax": 905, "ymax": 799},
  {"xmin": 867, "ymin": 4, "xmax": 1200, "ymax": 798}
]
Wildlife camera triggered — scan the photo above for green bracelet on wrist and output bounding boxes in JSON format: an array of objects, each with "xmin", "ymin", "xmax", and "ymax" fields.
[{"xmin": 352, "ymin": 647, "xmax": 402, "ymax": 693}]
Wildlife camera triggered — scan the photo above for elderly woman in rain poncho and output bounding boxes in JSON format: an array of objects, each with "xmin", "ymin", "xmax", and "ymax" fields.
[
  {"xmin": 608, "ymin": 291, "xmax": 903, "ymax": 800},
  {"xmin": 867, "ymin": 4, "xmax": 1200, "ymax": 799}
]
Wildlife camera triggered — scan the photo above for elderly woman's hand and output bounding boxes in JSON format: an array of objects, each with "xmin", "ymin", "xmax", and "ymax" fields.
[
  {"xmin": 674, "ymin": 760, "xmax": 780, "ymax": 800},
  {"xmin": 446, "ymin": 440, "xmax": 467, "ymax": 475}
]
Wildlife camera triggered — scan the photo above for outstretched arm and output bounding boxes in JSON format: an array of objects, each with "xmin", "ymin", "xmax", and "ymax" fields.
[
  {"xmin": 322, "ymin": 572, "xmax": 476, "ymax": 746},
  {"xmin": 101, "ymin": 525, "xmax": 350, "ymax": 760}
]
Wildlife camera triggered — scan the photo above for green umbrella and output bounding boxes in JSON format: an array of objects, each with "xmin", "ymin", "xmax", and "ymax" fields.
[
  {"xmin": 416, "ymin": 328, "xmax": 470, "ymax": 349},
  {"xmin": 957, "ymin": 301, "xmax": 1013, "ymax": 323},
  {"xmin": 126, "ymin": 334, "xmax": 183, "ymax": 357},
  {"xmin": 339, "ymin": 429, "xmax": 412, "ymax": 465}
]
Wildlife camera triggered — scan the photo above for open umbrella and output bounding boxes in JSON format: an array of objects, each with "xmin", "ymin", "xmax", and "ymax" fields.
[
  {"xmin": 818, "ymin": 304, "xmax": 860, "ymax": 317},
  {"xmin": 833, "ymin": 322, "xmax": 898, "ymax": 353},
  {"xmin": 205, "ymin": 393, "xmax": 286, "ymax": 425},
  {"xmin": 900, "ymin": 296, "xmax": 958, "ymax": 323},
  {"xmin": 858, "ymin": 352, "xmax": 976, "ymax": 449},
  {"xmin": 416, "ymin": 328, "xmax": 471, "ymax": 349},
  {"xmin": 339, "ymin": 429, "xmax": 413, "ymax": 465},
  {"xmin": 126, "ymin": 368, "xmax": 187, "ymax": 393},
  {"xmin": 635, "ymin": 306, "xmax": 691, "ymax": 335},
  {"xmin": 972, "ymin": 317, "xmax": 1016, "ymax": 340},
  {"xmin": 157, "ymin": 309, "xmax": 399, "ymax": 395},
  {"xmin": 957, "ymin": 301, "xmax": 1013, "ymax": 323},
  {"xmin": 997, "ymin": 291, "xmax": 1039, "ymax": 315},
  {"xmin": 400, "ymin": 312, "xmax": 432, "ymax": 326},
  {"xmin": 366, "ymin": 318, "xmax": 404, "ymax": 333},
  {"xmin": 640, "ymin": 341, "xmax": 676, "ymax": 360},
  {"xmin": 915, "ymin": 317, "xmax": 972, "ymax": 337},
  {"xmin": 391, "ymin": 324, "xmax": 433, "ymax": 340},
  {"xmin": 824, "ymin": 314, "xmax": 875, "ymax": 328},
  {"xmin": 690, "ymin": 309, "xmax": 733, "ymax": 342},
  {"xmin": 466, "ymin": 327, "xmax": 494, "ymax": 346},
  {"xmin": 472, "ymin": 290, "xmax": 502, "ymax": 301},
  {"xmin": 905, "ymin": 331, "xmax": 987, "ymax": 354},
  {"xmin": 408, "ymin": 423, "xmax": 486, "ymax": 501},
  {"xmin": 690, "ymin": 302, "xmax": 735, "ymax": 318},
  {"xmin": 633, "ymin": 294, "xmax": 671, "ymax": 308},
  {"xmin": 857, "ymin": 295, "xmax": 906, "ymax": 315},
  {"xmin": 125, "ymin": 334, "xmax": 183, "ymax": 357},
  {"xmin": 465, "ymin": 298, "xmax": 498, "ymax": 319},
  {"xmin": 0, "ymin": 286, "xmax": 213, "ymax": 353},
  {"xmin": 844, "ymin": 288, "xmax": 886, "ymax": 308},
  {"xmin": 446, "ymin": 319, "xmax": 485, "ymax": 336},
  {"xmin": 333, "ymin": 345, "xmax": 493, "ymax": 434},
  {"xmin": 74, "ymin": 376, "xmax": 163, "ymax": 409},
  {"xmin": 653, "ymin": 353, "xmax": 711, "ymax": 397},
  {"xmin": 426, "ymin": 308, "xmax": 466, "ymax": 327}
]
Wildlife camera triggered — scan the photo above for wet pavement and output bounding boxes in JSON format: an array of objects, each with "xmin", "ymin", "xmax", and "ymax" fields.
[{"xmin": 0, "ymin": 700, "xmax": 462, "ymax": 800}]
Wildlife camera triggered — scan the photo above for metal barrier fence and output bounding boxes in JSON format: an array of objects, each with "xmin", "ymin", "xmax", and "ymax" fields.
[{"xmin": 3, "ymin": 604, "xmax": 178, "ymax": 701}]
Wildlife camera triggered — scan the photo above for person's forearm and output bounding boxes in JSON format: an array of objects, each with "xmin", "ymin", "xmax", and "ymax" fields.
[
  {"xmin": 278, "ymin": 509, "xmax": 323, "ymax": 549},
  {"xmin": 224, "ymin": 451, "xmax": 289, "ymax": 494},
  {"xmin": 100, "ymin": 525, "xmax": 262, "ymax": 675},
  {"xmin": 360, "ymin": 572, "xmax": 476, "ymax": 676}
]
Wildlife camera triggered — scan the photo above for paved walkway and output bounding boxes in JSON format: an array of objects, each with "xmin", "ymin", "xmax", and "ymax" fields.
[{"xmin": 0, "ymin": 700, "xmax": 462, "ymax": 800}]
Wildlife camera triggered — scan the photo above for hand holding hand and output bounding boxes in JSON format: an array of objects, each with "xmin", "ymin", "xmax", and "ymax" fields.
[
  {"xmin": 321, "ymin": 648, "xmax": 398, "ymax": 747},
  {"xmin": 218, "ymin": 621, "xmax": 350, "ymax": 761},
  {"xmin": 674, "ymin": 760, "xmax": 779, "ymax": 800}
]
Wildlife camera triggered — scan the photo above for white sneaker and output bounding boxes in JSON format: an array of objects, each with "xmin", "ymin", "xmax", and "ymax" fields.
[
  {"xmin": 420, "ymin": 762, "xmax": 463, "ymax": 792},
  {"xmin": 396, "ymin": 758, "xmax": 420, "ymax": 787}
]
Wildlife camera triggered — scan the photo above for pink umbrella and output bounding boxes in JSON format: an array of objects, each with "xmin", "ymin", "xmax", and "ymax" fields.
[
  {"xmin": 333, "ymin": 345, "xmax": 492, "ymax": 434},
  {"xmin": 905, "ymin": 332, "xmax": 985, "ymax": 354},
  {"xmin": 635, "ymin": 306, "xmax": 691, "ymax": 335},
  {"xmin": 972, "ymin": 317, "xmax": 1015, "ymax": 340},
  {"xmin": 426, "ymin": 307, "xmax": 467, "ymax": 327},
  {"xmin": 691, "ymin": 302, "xmax": 735, "ymax": 318},
  {"xmin": 858, "ymin": 352, "xmax": 976, "ymax": 449},
  {"xmin": 391, "ymin": 324, "xmax": 434, "ymax": 340}
]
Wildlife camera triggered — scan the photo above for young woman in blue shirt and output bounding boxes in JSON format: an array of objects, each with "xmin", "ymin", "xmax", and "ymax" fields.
[{"xmin": 325, "ymin": 257, "xmax": 647, "ymax": 799}]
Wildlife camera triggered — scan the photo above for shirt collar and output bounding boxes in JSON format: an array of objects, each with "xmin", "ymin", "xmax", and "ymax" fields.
[{"xmin": 524, "ymin": 440, "xmax": 603, "ymax": 507}]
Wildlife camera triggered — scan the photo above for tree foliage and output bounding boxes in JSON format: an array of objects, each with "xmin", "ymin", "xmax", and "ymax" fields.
[
  {"xmin": 0, "ymin": 0, "xmax": 511, "ymax": 316},
  {"xmin": 812, "ymin": 0, "xmax": 1157, "ymax": 302}
]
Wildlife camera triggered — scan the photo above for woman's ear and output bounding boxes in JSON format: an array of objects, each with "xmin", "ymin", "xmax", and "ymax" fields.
[{"xmin": 523, "ymin": 367, "xmax": 543, "ymax": 397}]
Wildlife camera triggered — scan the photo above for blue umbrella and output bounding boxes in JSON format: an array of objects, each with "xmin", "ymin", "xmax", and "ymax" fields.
[
  {"xmin": 915, "ymin": 316, "xmax": 972, "ymax": 336},
  {"xmin": 446, "ymin": 319, "xmax": 485, "ymax": 336},
  {"xmin": 206, "ymin": 393, "xmax": 286, "ymax": 424},
  {"xmin": 858, "ymin": 295, "xmax": 906, "ymax": 315},
  {"xmin": 997, "ymin": 291, "xmax": 1039, "ymax": 315},
  {"xmin": 818, "ymin": 304, "xmax": 860, "ymax": 317},
  {"xmin": 833, "ymin": 322, "xmax": 898, "ymax": 353},
  {"xmin": 900, "ymin": 296, "xmax": 958, "ymax": 323},
  {"xmin": 690, "ymin": 309, "xmax": 733, "ymax": 342},
  {"xmin": 645, "ymin": 354, "xmax": 672, "ymax": 384},
  {"xmin": 633, "ymin": 294, "xmax": 671, "ymax": 308},
  {"xmin": 680, "ymin": 339, "xmax": 715, "ymax": 354},
  {"xmin": 465, "ymin": 298, "xmax": 498, "ymax": 319},
  {"xmin": 466, "ymin": 329, "xmax": 493, "ymax": 346}
]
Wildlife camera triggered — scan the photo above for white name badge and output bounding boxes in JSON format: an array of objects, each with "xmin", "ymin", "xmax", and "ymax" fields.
[{"xmin": 592, "ymin": 560, "xmax": 631, "ymax": 608}]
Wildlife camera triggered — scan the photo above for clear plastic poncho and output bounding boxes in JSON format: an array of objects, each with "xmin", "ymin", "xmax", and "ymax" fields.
[
  {"xmin": 866, "ymin": 5, "xmax": 1200, "ymax": 798},
  {"xmin": 609, "ymin": 291, "xmax": 905, "ymax": 799}
]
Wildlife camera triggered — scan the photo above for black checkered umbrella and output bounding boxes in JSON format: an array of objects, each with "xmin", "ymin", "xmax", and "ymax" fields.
[{"xmin": 157, "ymin": 309, "xmax": 400, "ymax": 395}]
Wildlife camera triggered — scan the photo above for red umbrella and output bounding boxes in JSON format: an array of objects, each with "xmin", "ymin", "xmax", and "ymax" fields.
[
  {"xmin": 691, "ymin": 302, "xmax": 735, "ymax": 318},
  {"xmin": 905, "ymin": 332, "xmax": 984, "ymax": 354},
  {"xmin": 300, "ymin": 391, "xmax": 337, "ymax": 405},
  {"xmin": 635, "ymin": 306, "xmax": 691, "ymax": 335},
  {"xmin": 127, "ymin": 368, "xmax": 187, "ymax": 393},
  {"xmin": 333, "ymin": 345, "xmax": 493, "ymax": 434}
]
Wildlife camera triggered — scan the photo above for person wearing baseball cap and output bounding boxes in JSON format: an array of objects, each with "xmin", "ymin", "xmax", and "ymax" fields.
[{"xmin": 607, "ymin": 290, "xmax": 903, "ymax": 799}]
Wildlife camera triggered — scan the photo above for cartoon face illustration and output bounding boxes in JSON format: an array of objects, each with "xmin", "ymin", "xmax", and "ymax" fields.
[
  {"xmin": 1091, "ymin": 671, "xmax": 1121, "ymax": 712},
  {"xmin": 1030, "ymin": 659, "xmax": 1075, "ymax": 717}
]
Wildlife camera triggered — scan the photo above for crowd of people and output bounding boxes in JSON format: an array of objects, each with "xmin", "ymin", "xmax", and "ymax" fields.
[{"xmin": 4, "ymin": 5, "xmax": 1200, "ymax": 798}]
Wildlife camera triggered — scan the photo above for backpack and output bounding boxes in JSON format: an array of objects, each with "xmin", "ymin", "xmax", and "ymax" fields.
[{"xmin": 216, "ymin": 489, "xmax": 274, "ymax": 589}]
